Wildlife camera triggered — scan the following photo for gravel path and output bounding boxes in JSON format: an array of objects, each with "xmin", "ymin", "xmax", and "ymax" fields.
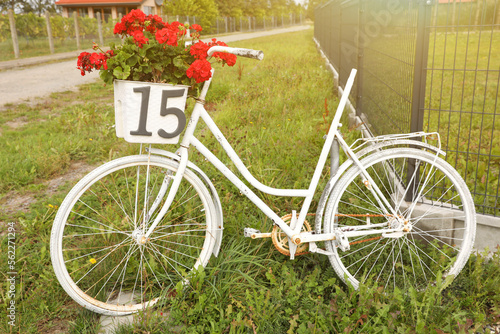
[
  {"xmin": 0, "ymin": 25, "xmax": 310, "ymax": 107},
  {"xmin": 0, "ymin": 61, "xmax": 100, "ymax": 105}
]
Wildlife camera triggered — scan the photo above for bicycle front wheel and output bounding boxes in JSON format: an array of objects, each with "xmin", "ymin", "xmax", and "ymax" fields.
[
  {"xmin": 324, "ymin": 148, "xmax": 476, "ymax": 291},
  {"xmin": 50, "ymin": 155, "xmax": 218, "ymax": 316}
]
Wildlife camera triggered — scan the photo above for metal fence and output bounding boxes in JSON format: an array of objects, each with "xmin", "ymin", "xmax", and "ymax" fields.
[{"xmin": 315, "ymin": 0, "xmax": 499, "ymax": 217}]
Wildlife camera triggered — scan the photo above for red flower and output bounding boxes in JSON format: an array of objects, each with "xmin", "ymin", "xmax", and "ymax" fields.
[
  {"xmin": 155, "ymin": 26, "xmax": 178, "ymax": 46},
  {"xmin": 145, "ymin": 14, "xmax": 165, "ymax": 33},
  {"xmin": 126, "ymin": 9, "xmax": 146, "ymax": 24},
  {"xmin": 190, "ymin": 41, "xmax": 210, "ymax": 60},
  {"xmin": 77, "ymin": 52, "xmax": 110, "ymax": 75},
  {"xmin": 206, "ymin": 39, "xmax": 237, "ymax": 67},
  {"xmin": 191, "ymin": 24, "xmax": 202, "ymax": 32},
  {"xmin": 186, "ymin": 59, "xmax": 212, "ymax": 83},
  {"xmin": 114, "ymin": 9, "xmax": 147, "ymax": 36},
  {"xmin": 113, "ymin": 22, "xmax": 126, "ymax": 35},
  {"xmin": 131, "ymin": 30, "xmax": 149, "ymax": 47}
]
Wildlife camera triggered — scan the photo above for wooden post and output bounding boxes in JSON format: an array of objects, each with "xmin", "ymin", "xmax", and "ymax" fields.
[
  {"xmin": 73, "ymin": 12, "xmax": 81, "ymax": 50},
  {"xmin": 97, "ymin": 12, "xmax": 104, "ymax": 45},
  {"xmin": 474, "ymin": 0, "xmax": 482, "ymax": 28},
  {"xmin": 496, "ymin": 0, "xmax": 500, "ymax": 29},
  {"xmin": 8, "ymin": 10, "xmax": 20, "ymax": 59},
  {"xmin": 45, "ymin": 11, "xmax": 55, "ymax": 54}
]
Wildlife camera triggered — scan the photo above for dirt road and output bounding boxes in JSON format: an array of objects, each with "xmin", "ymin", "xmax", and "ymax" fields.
[
  {"xmin": 0, "ymin": 25, "xmax": 310, "ymax": 106},
  {"xmin": 0, "ymin": 61, "xmax": 100, "ymax": 105}
]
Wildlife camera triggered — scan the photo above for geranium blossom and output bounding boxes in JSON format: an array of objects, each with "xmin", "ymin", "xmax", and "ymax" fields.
[
  {"xmin": 77, "ymin": 52, "xmax": 110, "ymax": 75},
  {"xmin": 191, "ymin": 24, "xmax": 202, "ymax": 32},
  {"xmin": 155, "ymin": 25, "xmax": 179, "ymax": 46},
  {"xmin": 186, "ymin": 59, "xmax": 212, "ymax": 83},
  {"xmin": 131, "ymin": 30, "xmax": 149, "ymax": 47},
  {"xmin": 190, "ymin": 41, "xmax": 211, "ymax": 60},
  {"xmin": 77, "ymin": 9, "xmax": 237, "ymax": 86}
]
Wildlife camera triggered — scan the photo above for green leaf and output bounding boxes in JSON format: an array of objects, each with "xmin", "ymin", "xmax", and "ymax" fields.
[
  {"xmin": 141, "ymin": 65, "xmax": 152, "ymax": 74},
  {"xmin": 113, "ymin": 66, "xmax": 131, "ymax": 80},
  {"xmin": 127, "ymin": 55, "xmax": 139, "ymax": 67},
  {"xmin": 115, "ymin": 51, "xmax": 133, "ymax": 63},
  {"xmin": 174, "ymin": 68, "xmax": 185, "ymax": 79},
  {"xmin": 173, "ymin": 56, "xmax": 184, "ymax": 68},
  {"xmin": 99, "ymin": 70, "xmax": 114, "ymax": 85},
  {"xmin": 152, "ymin": 62, "xmax": 163, "ymax": 71}
]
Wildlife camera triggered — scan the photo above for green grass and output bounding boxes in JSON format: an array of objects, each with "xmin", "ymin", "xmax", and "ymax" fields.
[
  {"xmin": 0, "ymin": 29, "xmax": 499, "ymax": 333},
  {"xmin": 0, "ymin": 37, "xmax": 123, "ymax": 61}
]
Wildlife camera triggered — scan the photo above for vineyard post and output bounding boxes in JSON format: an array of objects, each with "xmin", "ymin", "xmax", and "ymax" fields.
[
  {"xmin": 8, "ymin": 10, "xmax": 19, "ymax": 59},
  {"xmin": 45, "ymin": 11, "xmax": 54, "ymax": 54},
  {"xmin": 73, "ymin": 12, "xmax": 81, "ymax": 50},
  {"xmin": 97, "ymin": 12, "xmax": 104, "ymax": 46}
]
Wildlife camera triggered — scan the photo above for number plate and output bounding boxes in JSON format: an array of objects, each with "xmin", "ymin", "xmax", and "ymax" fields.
[{"xmin": 114, "ymin": 80, "xmax": 189, "ymax": 144}]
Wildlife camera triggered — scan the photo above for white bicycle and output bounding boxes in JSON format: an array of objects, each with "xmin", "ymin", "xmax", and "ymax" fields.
[{"xmin": 50, "ymin": 46, "xmax": 476, "ymax": 316}]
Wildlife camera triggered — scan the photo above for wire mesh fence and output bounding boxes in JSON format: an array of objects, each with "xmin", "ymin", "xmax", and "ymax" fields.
[
  {"xmin": 315, "ymin": 0, "xmax": 499, "ymax": 217},
  {"xmin": 424, "ymin": 0, "xmax": 499, "ymax": 216}
]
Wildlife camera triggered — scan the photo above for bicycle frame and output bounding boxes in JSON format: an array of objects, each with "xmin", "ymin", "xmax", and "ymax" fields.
[{"xmin": 144, "ymin": 69, "xmax": 404, "ymax": 252}]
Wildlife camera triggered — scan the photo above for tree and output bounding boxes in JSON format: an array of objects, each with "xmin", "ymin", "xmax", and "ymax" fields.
[
  {"xmin": 241, "ymin": 0, "xmax": 269, "ymax": 17},
  {"xmin": 23, "ymin": 0, "xmax": 56, "ymax": 15},
  {"xmin": 163, "ymin": 0, "xmax": 218, "ymax": 28},
  {"xmin": 215, "ymin": 0, "xmax": 244, "ymax": 17},
  {"xmin": 0, "ymin": 0, "xmax": 21, "ymax": 13},
  {"xmin": 1, "ymin": 0, "xmax": 56, "ymax": 15},
  {"xmin": 306, "ymin": 0, "xmax": 327, "ymax": 21}
]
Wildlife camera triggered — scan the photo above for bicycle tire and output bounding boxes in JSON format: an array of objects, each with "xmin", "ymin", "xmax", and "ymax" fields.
[
  {"xmin": 324, "ymin": 148, "xmax": 476, "ymax": 290},
  {"xmin": 50, "ymin": 155, "xmax": 218, "ymax": 316}
]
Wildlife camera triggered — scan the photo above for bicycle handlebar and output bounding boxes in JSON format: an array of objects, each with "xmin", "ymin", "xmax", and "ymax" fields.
[{"xmin": 207, "ymin": 46, "xmax": 264, "ymax": 61}]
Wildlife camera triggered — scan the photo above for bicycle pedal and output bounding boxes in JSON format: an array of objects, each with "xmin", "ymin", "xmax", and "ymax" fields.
[{"xmin": 244, "ymin": 228, "xmax": 261, "ymax": 238}]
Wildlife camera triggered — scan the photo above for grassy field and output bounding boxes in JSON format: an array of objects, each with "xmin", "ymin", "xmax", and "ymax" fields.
[
  {"xmin": 0, "ymin": 29, "xmax": 499, "ymax": 333},
  {"xmin": 0, "ymin": 36, "xmax": 123, "ymax": 61}
]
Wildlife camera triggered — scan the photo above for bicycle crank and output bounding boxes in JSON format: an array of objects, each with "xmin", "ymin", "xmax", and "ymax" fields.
[{"xmin": 272, "ymin": 213, "xmax": 314, "ymax": 256}]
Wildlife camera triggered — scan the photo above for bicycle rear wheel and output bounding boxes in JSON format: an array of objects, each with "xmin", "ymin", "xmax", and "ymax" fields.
[
  {"xmin": 50, "ymin": 155, "xmax": 217, "ymax": 316},
  {"xmin": 324, "ymin": 148, "xmax": 475, "ymax": 291}
]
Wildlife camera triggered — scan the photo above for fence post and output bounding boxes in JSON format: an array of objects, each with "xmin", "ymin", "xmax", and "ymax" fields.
[
  {"xmin": 45, "ymin": 11, "xmax": 55, "ymax": 54},
  {"xmin": 406, "ymin": 0, "xmax": 433, "ymax": 201},
  {"xmin": 496, "ymin": 2, "xmax": 500, "ymax": 28},
  {"xmin": 356, "ymin": 1, "xmax": 364, "ymax": 116},
  {"xmin": 97, "ymin": 12, "xmax": 104, "ymax": 45},
  {"xmin": 410, "ymin": 1, "xmax": 432, "ymax": 135},
  {"xmin": 73, "ymin": 12, "xmax": 81, "ymax": 50},
  {"xmin": 8, "ymin": 10, "xmax": 20, "ymax": 59}
]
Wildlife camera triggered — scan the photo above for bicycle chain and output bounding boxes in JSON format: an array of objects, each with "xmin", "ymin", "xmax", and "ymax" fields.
[{"xmin": 271, "ymin": 213, "xmax": 391, "ymax": 256}]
